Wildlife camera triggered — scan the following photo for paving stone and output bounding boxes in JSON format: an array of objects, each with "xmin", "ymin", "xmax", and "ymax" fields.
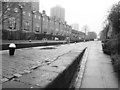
[
  {"xmin": 23, "ymin": 70, "xmax": 31, "ymax": 74},
  {"xmin": 31, "ymin": 66, "xmax": 39, "ymax": 70},
  {"xmin": 13, "ymin": 73, "xmax": 22, "ymax": 77},
  {"xmin": 2, "ymin": 67, "xmax": 16, "ymax": 75},
  {"xmin": 1, "ymin": 78, "xmax": 9, "ymax": 83},
  {"xmin": 2, "ymin": 73, "xmax": 13, "ymax": 79},
  {"xmin": 14, "ymin": 65, "xmax": 30, "ymax": 72},
  {"xmin": 39, "ymin": 65, "xmax": 66, "ymax": 73},
  {"xmin": 2, "ymin": 80, "xmax": 40, "ymax": 88},
  {"xmin": 16, "ymin": 69, "xmax": 58, "ymax": 88},
  {"xmin": 3, "ymin": 60, "xmax": 19, "ymax": 67},
  {"xmin": 50, "ymin": 53, "xmax": 77, "ymax": 67}
]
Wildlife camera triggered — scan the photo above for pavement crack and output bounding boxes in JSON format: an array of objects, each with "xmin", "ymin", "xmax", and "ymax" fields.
[
  {"xmin": 31, "ymin": 66, "xmax": 39, "ymax": 70},
  {"xmin": 49, "ymin": 50, "xmax": 72, "ymax": 64},
  {"xmin": 51, "ymin": 65, "xmax": 58, "ymax": 68},
  {"xmin": 8, "ymin": 76, "xmax": 16, "ymax": 81},
  {"xmin": 39, "ymin": 50, "xmax": 72, "ymax": 66}
]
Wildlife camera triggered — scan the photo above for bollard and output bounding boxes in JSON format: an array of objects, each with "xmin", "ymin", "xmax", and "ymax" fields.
[{"xmin": 9, "ymin": 43, "xmax": 16, "ymax": 56}]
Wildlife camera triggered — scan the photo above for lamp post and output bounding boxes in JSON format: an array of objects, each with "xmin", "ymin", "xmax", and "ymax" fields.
[
  {"xmin": 41, "ymin": 10, "xmax": 46, "ymax": 39},
  {"xmin": 9, "ymin": 12, "xmax": 16, "ymax": 40},
  {"xmin": 58, "ymin": 22, "xmax": 60, "ymax": 38},
  {"xmin": 32, "ymin": 10, "xmax": 36, "ymax": 32},
  {"xmin": 43, "ymin": 15, "xmax": 46, "ymax": 40},
  {"xmin": 41, "ymin": 14, "xmax": 43, "ymax": 36},
  {"xmin": 9, "ymin": 17, "xmax": 13, "ymax": 40},
  {"xmin": 84, "ymin": 28, "xmax": 87, "ymax": 42},
  {"xmin": 18, "ymin": 3, "xmax": 23, "ymax": 40},
  {"xmin": 53, "ymin": 17, "xmax": 56, "ymax": 37},
  {"xmin": 31, "ymin": 10, "xmax": 36, "ymax": 40}
]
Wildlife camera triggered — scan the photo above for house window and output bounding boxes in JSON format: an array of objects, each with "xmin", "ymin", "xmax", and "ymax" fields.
[
  {"xmin": 28, "ymin": 13, "xmax": 31, "ymax": 16},
  {"xmin": 24, "ymin": 21, "xmax": 29, "ymax": 31},
  {"xmin": 35, "ymin": 15, "xmax": 36, "ymax": 18},
  {"xmin": 14, "ymin": 8, "xmax": 18, "ymax": 13},
  {"xmin": 39, "ymin": 16, "xmax": 41, "ymax": 19},
  {"xmin": 46, "ymin": 19, "xmax": 48, "ymax": 22},
  {"xmin": 43, "ymin": 17, "xmax": 45, "ymax": 21},
  {"xmin": 35, "ymin": 26, "xmax": 39, "ymax": 32},
  {"xmin": 23, "ymin": 11, "xmax": 26, "ymax": 15},
  {"xmin": 8, "ymin": 17, "xmax": 16, "ymax": 29}
]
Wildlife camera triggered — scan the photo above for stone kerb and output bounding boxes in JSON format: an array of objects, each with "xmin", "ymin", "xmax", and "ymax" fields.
[{"xmin": 44, "ymin": 48, "xmax": 86, "ymax": 88}]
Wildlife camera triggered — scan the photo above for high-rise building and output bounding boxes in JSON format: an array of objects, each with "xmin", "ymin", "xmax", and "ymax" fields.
[
  {"xmin": 71, "ymin": 23, "xmax": 79, "ymax": 31},
  {"xmin": 50, "ymin": 5, "xmax": 65, "ymax": 22}
]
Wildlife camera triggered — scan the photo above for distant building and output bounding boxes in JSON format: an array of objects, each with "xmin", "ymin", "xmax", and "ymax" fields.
[
  {"xmin": 30, "ymin": 0, "xmax": 39, "ymax": 11},
  {"xmin": 71, "ymin": 23, "xmax": 79, "ymax": 31},
  {"xmin": 0, "ymin": 1, "xmax": 2, "ymax": 28},
  {"xmin": 50, "ymin": 5, "xmax": 65, "ymax": 22},
  {"xmin": 2, "ymin": 0, "xmax": 39, "ymax": 11}
]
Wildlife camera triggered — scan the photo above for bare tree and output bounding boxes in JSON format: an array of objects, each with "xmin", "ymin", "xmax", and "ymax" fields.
[{"xmin": 108, "ymin": 1, "xmax": 120, "ymax": 34}]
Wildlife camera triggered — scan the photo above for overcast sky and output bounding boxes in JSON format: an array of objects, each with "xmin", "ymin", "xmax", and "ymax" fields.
[{"xmin": 39, "ymin": 0, "xmax": 119, "ymax": 35}]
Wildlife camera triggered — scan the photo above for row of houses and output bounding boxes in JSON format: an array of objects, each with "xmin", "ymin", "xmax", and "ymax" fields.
[{"xmin": 1, "ymin": 2, "xmax": 85, "ymax": 41}]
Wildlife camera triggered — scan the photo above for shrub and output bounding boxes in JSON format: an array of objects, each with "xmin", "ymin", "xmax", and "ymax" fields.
[
  {"xmin": 111, "ymin": 54, "xmax": 120, "ymax": 72},
  {"xmin": 102, "ymin": 39, "xmax": 112, "ymax": 55}
]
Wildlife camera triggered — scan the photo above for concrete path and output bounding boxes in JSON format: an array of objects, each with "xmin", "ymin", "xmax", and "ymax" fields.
[{"xmin": 81, "ymin": 41, "xmax": 119, "ymax": 88}]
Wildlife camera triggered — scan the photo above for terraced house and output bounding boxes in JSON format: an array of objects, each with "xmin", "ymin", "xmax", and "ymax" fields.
[{"xmin": 1, "ymin": 1, "xmax": 85, "ymax": 41}]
